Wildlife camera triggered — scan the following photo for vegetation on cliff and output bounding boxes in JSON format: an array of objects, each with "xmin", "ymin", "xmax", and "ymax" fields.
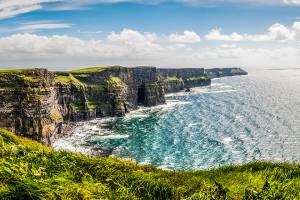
[
  {"xmin": 186, "ymin": 75, "xmax": 210, "ymax": 82},
  {"xmin": 68, "ymin": 67, "xmax": 108, "ymax": 74},
  {"xmin": 164, "ymin": 76, "xmax": 184, "ymax": 84},
  {"xmin": 54, "ymin": 74, "xmax": 85, "ymax": 89},
  {"xmin": 0, "ymin": 68, "xmax": 49, "ymax": 87},
  {"xmin": 106, "ymin": 75, "xmax": 123, "ymax": 90},
  {"xmin": 0, "ymin": 68, "xmax": 38, "ymax": 74},
  {"xmin": 68, "ymin": 66, "xmax": 122, "ymax": 75},
  {"xmin": 0, "ymin": 129, "xmax": 299, "ymax": 200}
]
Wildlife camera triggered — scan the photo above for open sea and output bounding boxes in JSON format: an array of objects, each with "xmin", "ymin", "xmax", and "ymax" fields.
[{"xmin": 53, "ymin": 68, "xmax": 300, "ymax": 170}]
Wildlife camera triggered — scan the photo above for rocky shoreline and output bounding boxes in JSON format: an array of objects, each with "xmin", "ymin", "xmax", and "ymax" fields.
[{"xmin": 0, "ymin": 66, "xmax": 247, "ymax": 145}]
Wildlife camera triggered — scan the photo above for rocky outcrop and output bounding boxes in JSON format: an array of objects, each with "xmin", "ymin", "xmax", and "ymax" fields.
[
  {"xmin": 0, "ymin": 66, "xmax": 247, "ymax": 145},
  {"xmin": 207, "ymin": 68, "xmax": 248, "ymax": 79}
]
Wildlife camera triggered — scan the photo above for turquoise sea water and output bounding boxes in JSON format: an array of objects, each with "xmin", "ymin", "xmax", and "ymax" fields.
[{"xmin": 54, "ymin": 69, "xmax": 300, "ymax": 170}]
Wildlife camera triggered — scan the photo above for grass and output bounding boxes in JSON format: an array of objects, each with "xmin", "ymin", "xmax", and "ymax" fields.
[
  {"xmin": 0, "ymin": 129, "xmax": 299, "ymax": 199},
  {"xmin": 18, "ymin": 75, "xmax": 41, "ymax": 84},
  {"xmin": 68, "ymin": 67, "xmax": 108, "ymax": 74},
  {"xmin": 186, "ymin": 76, "xmax": 209, "ymax": 81},
  {"xmin": 54, "ymin": 74, "xmax": 85, "ymax": 89},
  {"xmin": 164, "ymin": 76, "xmax": 184, "ymax": 83},
  {"xmin": 0, "ymin": 68, "xmax": 45, "ymax": 86},
  {"xmin": 0, "ymin": 68, "xmax": 38, "ymax": 74},
  {"xmin": 106, "ymin": 75, "xmax": 123, "ymax": 90}
]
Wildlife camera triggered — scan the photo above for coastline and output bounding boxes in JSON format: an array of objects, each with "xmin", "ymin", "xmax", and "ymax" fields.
[
  {"xmin": 52, "ymin": 76, "xmax": 243, "ymax": 162},
  {"xmin": 0, "ymin": 66, "xmax": 247, "ymax": 146}
]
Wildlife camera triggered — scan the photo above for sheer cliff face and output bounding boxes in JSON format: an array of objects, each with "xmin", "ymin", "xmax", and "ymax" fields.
[
  {"xmin": 0, "ymin": 67, "xmax": 167, "ymax": 144},
  {"xmin": 0, "ymin": 66, "xmax": 243, "ymax": 144},
  {"xmin": 0, "ymin": 69, "xmax": 60, "ymax": 144}
]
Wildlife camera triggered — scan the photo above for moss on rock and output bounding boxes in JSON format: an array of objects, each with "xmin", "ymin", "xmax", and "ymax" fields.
[{"xmin": 106, "ymin": 75, "xmax": 123, "ymax": 90}]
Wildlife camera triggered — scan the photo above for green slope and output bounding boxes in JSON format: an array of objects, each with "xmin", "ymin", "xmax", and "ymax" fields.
[{"xmin": 0, "ymin": 129, "xmax": 299, "ymax": 200}]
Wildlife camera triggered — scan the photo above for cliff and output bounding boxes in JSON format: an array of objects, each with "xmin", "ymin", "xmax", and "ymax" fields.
[
  {"xmin": 0, "ymin": 69, "xmax": 58, "ymax": 144},
  {"xmin": 158, "ymin": 68, "xmax": 211, "ymax": 93},
  {"xmin": 207, "ymin": 68, "xmax": 248, "ymax": 78},
  {"xmin": 0, "ymin": 66, "xmax": 246, "ymax": 144}
]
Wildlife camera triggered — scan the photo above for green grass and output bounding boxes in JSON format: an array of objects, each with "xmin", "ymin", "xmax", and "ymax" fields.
[
  {"xmin": 164, "ymin": 76, "xmax": 184, "ymax": 83},
  {"xmin": 54, "ymin": 74, "xmax": 85, "ymax": 88},
  {"xmin": 0, "ymin": 68, "xmax": 45, "ymax": 85},
  {"xmin": 106, "ymin": 75, "xmax": 123, "ymax": 89},
  {"xmin": 186, "ymin": 76, "xmax": 209, "ymax": 81},
  {"xmin": 0, "ymin": 129, "xmax": 299, "ymax": 200},
  {"xmin": 0, "ymin": 68, "xmax": 38, "ymax": 74},
  {"xmin": 18, "ymin": 75, "xmax": 41, "ymax": 84},
  {"xmin": 68, "ymin": 67, "xmax": 108, "ymax": 74}
]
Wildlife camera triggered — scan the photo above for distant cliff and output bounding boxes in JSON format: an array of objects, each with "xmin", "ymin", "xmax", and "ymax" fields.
[
  {"xmin": 207, "ymin": 68, "xmax": 248, "ymax": 78},
  {"xmin": 0, "ymin": 66, "xmax": 246, "ymax": 144},
  {"xmin": 158, "ymin": 68, "xmax": 211, "ymax": 93}
]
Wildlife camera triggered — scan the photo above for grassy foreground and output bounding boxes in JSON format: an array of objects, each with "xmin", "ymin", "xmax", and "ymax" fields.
[{"xmin": 0, "ymin": 129, "xmax": 299, "ymax": 200}]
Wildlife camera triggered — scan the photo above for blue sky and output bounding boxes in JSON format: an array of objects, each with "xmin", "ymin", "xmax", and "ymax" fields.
[{"xmin": 0, "ymin": 0, "xmax": 300, "ymax": 69}]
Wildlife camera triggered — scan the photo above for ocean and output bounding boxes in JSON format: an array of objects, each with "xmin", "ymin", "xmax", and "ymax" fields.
[{"xmin": 53, "ymin": 68, "xmax": 300, "ymax": 170}]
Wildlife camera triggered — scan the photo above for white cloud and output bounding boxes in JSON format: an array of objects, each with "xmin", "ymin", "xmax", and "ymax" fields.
[
  {"xmin": 107, "ymin": 28, "xmax": 158, "ymax": 43},
  {"xmin": 283, "ymin": 0, "xmax": 300, "ymax": 5},
  {"xmin": 205, "ymin": 28, "xmax": 244, "ymax": 41},
  {"xmin": 205, "ymin": 22, "xmax": 300, "ymax": 42},
  {"xmin": 0, "ymin": 29, "xmax": 167, "ymax": 67},
  {"xmin": 0, "ymin": 28, "xmax": 300, "ymax": 69},
  {"xmin": 292, "ymin": 21, "xmax": 300, "ymax": 39},
  {"xmin": 0, "ymin": 0, "xmax": 62, "ymax": 19},
  {"xmin": 168, "ymin": 31, "xmax": 201, "ymax": 43},
  {"xmin": 17, "ymin": 22, "xmax": 72, "ymax": 31},
  {"xmin": 106, "ymin": 29, "xmax": 163, "ymax": 57}
]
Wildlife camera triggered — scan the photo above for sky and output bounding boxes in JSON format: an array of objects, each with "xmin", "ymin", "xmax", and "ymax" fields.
[{"xmin": 0, "ymin": 0, "xmax": 300, "ymax": 70}]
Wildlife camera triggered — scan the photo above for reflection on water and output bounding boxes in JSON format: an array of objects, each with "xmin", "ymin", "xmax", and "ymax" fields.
[{"xmin": 53, "ymin": 69, "xmax": 300, "ymax": 170}]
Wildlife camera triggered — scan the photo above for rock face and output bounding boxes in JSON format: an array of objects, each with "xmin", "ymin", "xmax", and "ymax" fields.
[
  {"xmin": 0, "ymin": 66, "xmax": 246, "ymax": 145},
  {"xmin": 0, "ymin": 69, "xmax": 60, "ymax": 144}
]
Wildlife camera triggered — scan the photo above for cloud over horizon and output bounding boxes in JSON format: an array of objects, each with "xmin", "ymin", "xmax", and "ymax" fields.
[
  {"xmin": 205, "ymin": 22, "xmax": 300, "ymax": 42},
  {"xmin": 168, "ymin": 31, "xmax": 201, "ymax": 43},
  {"xmin": 0, "ymin": 25, "xmax": 300, "ymax": 69}
]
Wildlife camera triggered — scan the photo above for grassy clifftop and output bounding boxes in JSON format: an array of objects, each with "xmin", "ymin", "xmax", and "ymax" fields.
[{"xmin": 0, "ymin": 129, "xmax": 299, "ymax": 200}]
